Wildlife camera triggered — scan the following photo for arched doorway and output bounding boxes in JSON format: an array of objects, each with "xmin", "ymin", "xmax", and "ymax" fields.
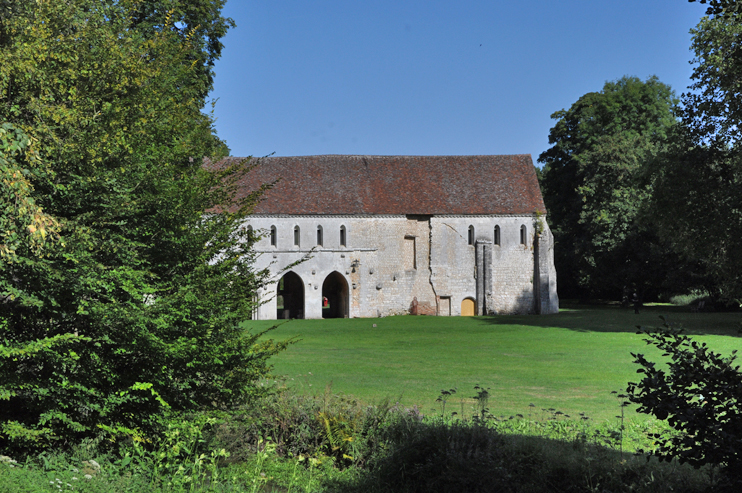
[
  {"xmin": 461, "ymin": 298, "xmax": 476, "ymax": 316},
  {"xmin": 276, "ymin": 271, "xmax": 304, "ymax": 319},
  {"xmin": 322, "ymin": 271, "xmax": 349, "ymax": 319}
]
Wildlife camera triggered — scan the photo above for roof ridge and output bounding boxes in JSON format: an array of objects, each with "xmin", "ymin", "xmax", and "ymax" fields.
[{"xmin": 246, "ymin": 153, "xmax": 532, "ymax": 159}]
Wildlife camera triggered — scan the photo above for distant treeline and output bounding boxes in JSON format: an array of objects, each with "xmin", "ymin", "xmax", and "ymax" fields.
[{"xmin": 538, "ymin": 5, "xmax": 742, "ymax": 306}]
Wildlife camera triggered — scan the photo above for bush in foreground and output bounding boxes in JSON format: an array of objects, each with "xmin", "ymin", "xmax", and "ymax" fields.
[
  {"xmin": 0, "ymin": 394, "xmax": 713, "ymax": 493},
  {"xmin": 628, "ymin": 321, "xmax": 742, "ymax": 487},
  {"xmin": 208, "ymin": 387, "xmax": 712, "ymax": 492}
]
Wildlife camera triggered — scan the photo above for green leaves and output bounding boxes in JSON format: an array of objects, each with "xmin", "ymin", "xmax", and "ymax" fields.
[
  {"xmin": 538, "ymin": 3, "xmax": 742, "ymax": 303},
  {"xmin": 646, "ymin": 4, "xmax": 742, "ymax": 304},
  {"xmin": 684, "ymin": 11, "xmax": 742, "ymax": 145},
  {"xmin": 627, "ymin": 322, "xmax": 742, "ymax": 475},
  {"xmin": 0, "ymin": 0, "xmax": 281, "ymax": 453},
  {"xmin": 0, "ymin": 123, "xmax": 59, "ymax": 262},
  {"xmin": 0, "ymin": 333, "xmax": 90, "ymax": 360},
  {"xmin": 538, "ymin": 76, "xmax": 680, "ymax": 298}
]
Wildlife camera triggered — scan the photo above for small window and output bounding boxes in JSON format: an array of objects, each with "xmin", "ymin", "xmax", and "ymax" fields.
[
  {"xmin": 404, "ymin": 236, "xmax": 416, "ymax": 270},
  {"xmin": 317, "ymin": 225, "xmax": 323, "ymax": 246},
  {"xmin": 468, "ymin": 225, "xmax": 475, "ymax": 245},
  {"xmin": 294, "ymin": 226, "xmax": 300, "ymax": 246},
  {"xmin": 520, "ymin": 225, "xmax": 527, "ymax": 245},
  {"xmin": 270, "ymin": 226, "xmax": 277, "ymax": 246},
  {"xmin": 494, "ymin": 225, "xmax": 500, "ymax": 246},
  {"xmin": 246, "ymin": 225, "xmax": 253, "ymax": 240},
  {"xmin": 340, "ymin": 225, "xmax": 346, "ymax": 247}
]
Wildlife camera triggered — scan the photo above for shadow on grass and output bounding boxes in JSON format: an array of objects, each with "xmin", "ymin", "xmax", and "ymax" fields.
[
  {"xmin": 480, "ymin": 301, "xmax": 742, "ymax": 337},
  {"xmin": 322, "ymin": 419, "xmax": 711, "ymax": 493}
]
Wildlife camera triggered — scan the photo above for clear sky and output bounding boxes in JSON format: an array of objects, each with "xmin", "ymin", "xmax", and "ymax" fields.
[{"xmin": 209, "ymin": 0, "xmax": 709, "ymax": 164}]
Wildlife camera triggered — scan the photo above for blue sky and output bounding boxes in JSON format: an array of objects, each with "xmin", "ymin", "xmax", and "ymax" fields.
[{"xmin": 209, "ymin": 0, "xmax": 708, "ymax": 164}]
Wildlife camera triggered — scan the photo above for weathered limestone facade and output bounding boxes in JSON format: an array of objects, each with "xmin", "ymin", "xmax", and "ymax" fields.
[
  {"xmin": 247, "ymin": 214, "xmax": 558, "ymax": 319},
  {"xmin": 224, "ymin": 154, "xmax": 558, "ymax": 319}
]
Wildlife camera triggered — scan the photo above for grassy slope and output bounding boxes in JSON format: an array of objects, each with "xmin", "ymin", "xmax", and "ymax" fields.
[{"xmin": 248, "ymin": 304, "xmax": 741, "ymax": 422}]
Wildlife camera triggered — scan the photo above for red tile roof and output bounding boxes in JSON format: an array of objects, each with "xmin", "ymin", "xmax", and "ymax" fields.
[{"xmin": 220, "ymin": 154, "xmax": 545, "ymax": 215}]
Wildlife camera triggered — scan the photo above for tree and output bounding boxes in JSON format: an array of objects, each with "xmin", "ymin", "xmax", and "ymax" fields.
[
  {"xmin": 0, "ymin": 0, "xmax": 284, "ymax": 452},
  {"xmin": 626, "ymin": 3, "xmax": 742, "ymax": 485},
  {"xmin": 650, "ymin": 3, "xmax": 742, "ymax": 304},
  {"xmin": 124, "ymin": 0, "xmax": 235, "ymax": 101},
  {"xmin": 538, "ymin": 76, "xmax": 682, "ymax": 299},
  {"xmin": 690, "ymin": 0, "xmax": 742, "ymax": 17},
  {"xmin": 0, "ymin": 123, "xmax": 59, "ymax": 264}
]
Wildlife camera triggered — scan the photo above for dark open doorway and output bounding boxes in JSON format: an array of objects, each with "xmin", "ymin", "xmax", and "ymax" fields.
[
  {"xmin": 322, "ymin": 271, "xmax": 349, "ymax": 319},
  {"xmin": 276, "ymin": 271, "xmax": 304, "ymax": 319}
]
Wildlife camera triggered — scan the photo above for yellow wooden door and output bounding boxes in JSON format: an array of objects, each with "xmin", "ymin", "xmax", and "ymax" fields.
[{"xmin": 461, "ymin": 298, "xmax": 475, "ymax": 316}]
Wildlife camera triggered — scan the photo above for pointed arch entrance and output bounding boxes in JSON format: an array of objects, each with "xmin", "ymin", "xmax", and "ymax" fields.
[
  {"xmin": 322, "ymin": 271, "xmax": 349, "ymax": 319},
  {"xmin": 276, "ymin": 271, "xmax": 304, "ymax": 319}
]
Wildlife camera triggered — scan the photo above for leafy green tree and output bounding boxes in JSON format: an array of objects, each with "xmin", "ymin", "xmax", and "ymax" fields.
[
  {"xmin": 119, "ymin": 0, "xmax": 234, "ymax": 100},
  {"xmin": 0, "ymin": 0, "xmax": 283, "ymax": 452},
  {"xmin": 0, "ymin": 123, "xmax": 59, "ymax": 264},
  {"xmin": 539, "ymin": 76, "xmax": 681, "ymax": 299},
  {"xmin": 651, "ymin": 3, "xmax": 742, "ymax": 304},
  {"xmin": 691, "ymin": 0, "xmax": 742, "ymax": 17},
  {"xmin": 626, "ymin": 4, "xmax": 742, "ymax": 484}
]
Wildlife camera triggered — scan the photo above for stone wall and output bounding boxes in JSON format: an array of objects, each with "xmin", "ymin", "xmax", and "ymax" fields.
[{"xmin": 245, "ymin": 214, "xmax": 558, "ymax": 319}]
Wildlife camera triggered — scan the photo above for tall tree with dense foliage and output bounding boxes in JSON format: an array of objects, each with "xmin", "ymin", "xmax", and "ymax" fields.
[
  {"xmin": 0, "ymin": 0, "xmax": 283, "ymax": 452},
  {"xmin": 650, "ymin": 1, "xmax": 742, "ymax": 303},
  {"xmin": 539, "ymin": 76, "xmax": 681, "ymax": 299}
]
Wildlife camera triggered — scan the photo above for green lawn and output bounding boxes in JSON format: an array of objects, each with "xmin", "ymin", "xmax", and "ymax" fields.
[{"xmin": 247, "ymin": 304, "xmax": 742, "ymax": 422}]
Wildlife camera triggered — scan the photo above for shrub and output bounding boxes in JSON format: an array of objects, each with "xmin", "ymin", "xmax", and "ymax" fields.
[
  {"xmin": 669, "ymin": 290, "xmax": 710, "ymax": 307},
  {"xmin": 365, "ymin": 418, "xmax": 516, "ymax": 492},
  {"xmin": 210, "ymin": 386, "xmax": 407, "ymax": 468},
  {"xmin": 627, "ymin": 321, "xmax": 742, "ymax": 482},
  {"xmin": 344, "ymin": 416, "xmax": 709, "ymax": 493}
]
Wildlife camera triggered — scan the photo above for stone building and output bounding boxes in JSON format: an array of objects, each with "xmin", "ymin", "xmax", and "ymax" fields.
[{"xmin": 232, "ymin": 154, "xmax": 558, "ymax": 319}]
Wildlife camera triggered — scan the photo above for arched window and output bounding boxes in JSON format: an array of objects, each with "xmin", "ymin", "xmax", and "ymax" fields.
[
  {"xmin": 468, "ymin": 225, "xmax": 475, "ymax": 245},
  {"xmin": 317, "ymin": 225, "xmax": 323, "ymax": 246},
  {"xmin": 246, "ymin": 225, "xmax": 253, "ymax": 240},
  {"xmin": 339, "ymin": 225, "xmax": 346, "ymax": 247},
  {"xmin": 294, "ymin": 225, "xmax": 300, "ymax": 247},
  {"xmin": 270, "ymin": 226, "xmax": 277, "ymax": 247},
  {"xmin": 494, "ymin": 225, "xmax": 500, "ymax": 246},
  {"xmin": 520, "ymin": 225, "xmax": 527, "ymax": 245}
]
